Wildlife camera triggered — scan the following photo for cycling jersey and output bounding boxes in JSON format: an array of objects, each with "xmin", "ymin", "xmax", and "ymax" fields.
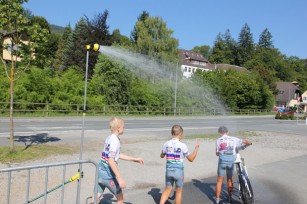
[
  {"xmin": 216, "ymin": 135, "xmax": 243, "ymax": 161},
  {"xmin": 162, "ymin": 138, "xmax": 190, "ymax": 169},
  {"xmin": 99, "ymin": 134, "xmax": 121, "ymax": 179}
]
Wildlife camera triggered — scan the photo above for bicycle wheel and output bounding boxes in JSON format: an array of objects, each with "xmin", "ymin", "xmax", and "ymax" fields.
[
  {"xmin": 242, "ymin": 170, "xmax": 254, "ymax": 201},
  {"xmin": 238, "ymin": 174, "xmax": 254, "ymax": 204}
]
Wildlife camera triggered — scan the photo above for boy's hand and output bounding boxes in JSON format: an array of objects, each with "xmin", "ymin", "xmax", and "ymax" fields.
[
  {"xmin": 117, "ymin": 177, "xmax": 126, "ymax": 188},
  {"xmin": 195, "ymin": 139, "xmax": 200, "ymax": 149},
  {"xmin": 134, "ymin": 158, "xmax": 144, "ymax": 164}
]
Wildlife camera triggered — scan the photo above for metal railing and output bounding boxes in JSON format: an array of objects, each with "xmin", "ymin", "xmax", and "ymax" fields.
[
  {"xmin": 0, "ymin": 102, "xmax": 274, "ymax": 116},
  {"xmin": 0, "ymin": 160, "xmax": 99, "ymax": 204}
]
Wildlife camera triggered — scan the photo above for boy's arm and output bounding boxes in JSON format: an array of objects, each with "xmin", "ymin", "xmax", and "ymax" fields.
[
  {"xmin": 108, "ymin": 158, "xmax": 126, "ymax": 188},
  {"xmin": 186, "ymin": 141, "xmax": 200, "ymax": 162},
  {"xmin": 119, "ymin": 153, "xmax": 144, "ymax": 164},
  {"xmin": 243, "ymin": 139, "xmax": 252, "ymax": 146}
]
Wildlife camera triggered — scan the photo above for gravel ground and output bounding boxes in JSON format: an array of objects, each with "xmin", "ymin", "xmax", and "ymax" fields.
[{"xmin": 1, "ymin": 131, "xmax": 307, "ymax": 204}]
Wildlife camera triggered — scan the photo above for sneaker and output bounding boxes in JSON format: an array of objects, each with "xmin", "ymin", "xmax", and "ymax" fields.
[{"xmin": 215, "ymin": 198, "xmax": 220, "ymax": 204}]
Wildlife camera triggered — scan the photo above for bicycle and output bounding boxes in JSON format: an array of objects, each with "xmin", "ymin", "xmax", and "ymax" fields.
[{"xmin": 234, "ymin": 144, "xmax": 254, "ymax": 204}]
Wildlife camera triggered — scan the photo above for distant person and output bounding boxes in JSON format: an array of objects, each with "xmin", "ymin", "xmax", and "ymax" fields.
[
  {"xmin": 159, "ymin": 125, "xmax": 200, "ymax": 204},
  {"xmin": 215, "ymin": 126, "xmax": 252, "ymax": 204},
  {"xmin": 91, "ymin": 117, "xmax": 144, "ymax": 204}
]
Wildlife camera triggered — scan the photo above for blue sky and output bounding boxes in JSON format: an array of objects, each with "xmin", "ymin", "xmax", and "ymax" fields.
[{"xmin": 24, "ymin": 0, "xmax": 307, "ymax": 59}]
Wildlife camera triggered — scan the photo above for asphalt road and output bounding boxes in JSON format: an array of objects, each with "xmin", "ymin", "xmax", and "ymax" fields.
[
  {"xmin": 0, "ymin": 115, "xmax": 306, "ymax": 144},
  {"xmin": 126, "ymin": 154, "xmax": 307, "ymax": 204}
]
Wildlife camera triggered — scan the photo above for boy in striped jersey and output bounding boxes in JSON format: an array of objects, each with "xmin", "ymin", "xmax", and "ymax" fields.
[
  {"xmin": 92, "ymin": 117, "xmax": 144, "ymax": 204},
  {"xmin": 160, "ymin": 124, "xmax": 200, "ymax": 204}
]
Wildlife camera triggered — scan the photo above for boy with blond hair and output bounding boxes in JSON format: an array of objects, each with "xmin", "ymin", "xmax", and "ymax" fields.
[{"xmin": 92, "ymin": 117, "xmax": 144, "ymax": 204}]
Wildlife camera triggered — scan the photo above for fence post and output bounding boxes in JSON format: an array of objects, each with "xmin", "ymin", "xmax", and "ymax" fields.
[
  {"xmin": 77, "ymin": 105, "xmax": 79, "ymax": 116},
  {"xmin": 46, "ymin": 104, "xmax": 49, "ymax": 117}
]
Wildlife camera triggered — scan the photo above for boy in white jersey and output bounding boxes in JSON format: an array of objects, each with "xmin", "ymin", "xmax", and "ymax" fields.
[
  {"xmin": 160, "ymin": 125, "xmax": 200, "ymax": 204},
  {"xmin": 91, "ymin": 117, "xmax": 144, "ymax": 204},
  {"xmin": 215, "ymin": 126, "xmax": 252, "ymax": 204}
]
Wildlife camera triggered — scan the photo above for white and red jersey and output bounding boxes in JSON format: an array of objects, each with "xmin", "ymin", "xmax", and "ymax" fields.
[
  {"xmin": 216, "ymin": 135, "xmax": 243, "ymax": 157},
  {"xmin": 162, "ymin": 138, "xmax": 190, "ymax": 169},
  {"xmin": 100, "ymin": 134, "xmax": 121, "ymax": 178}
]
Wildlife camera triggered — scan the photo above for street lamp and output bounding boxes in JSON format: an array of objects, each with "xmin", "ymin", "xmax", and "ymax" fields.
[
  {"xmin": 76, "ymin": 43, "xmax": 100, "ymax": 204},
  {"xmin": 174, "ymin": 61, "xmax": 178, "ymax": 115}
]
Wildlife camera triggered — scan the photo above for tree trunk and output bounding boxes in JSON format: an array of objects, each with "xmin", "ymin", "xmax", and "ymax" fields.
[{"xmin": 9, "ymin": 63, "xmax": 14, "ymax": 151}]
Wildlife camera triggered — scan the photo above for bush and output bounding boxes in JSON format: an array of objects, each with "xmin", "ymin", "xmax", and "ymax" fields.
[
  {"xmin": 280, "ymin": 114, "xmax": 289, "ymax": 120},
  {"xmin": 275, "ymin": 113, "xmax": 281, "ymax": 119}
]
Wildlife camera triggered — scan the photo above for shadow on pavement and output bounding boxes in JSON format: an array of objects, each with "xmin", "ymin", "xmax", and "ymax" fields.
[
  {"xmin": 13, "ymin": 133, "xmax": 61, "ymax": 149},
  {"xmin": 192, "ymin": 178, "xmax": 242, "ymax": 204},
  {"xmin": 148, "ymin": 188, "xmax": 173, "ymax": 204}
]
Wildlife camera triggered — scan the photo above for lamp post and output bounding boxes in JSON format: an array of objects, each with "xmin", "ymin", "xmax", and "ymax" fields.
[
  {"xmin": 76, "ymin": 43, "xmax": 100, "ymax": 204},
  {"xmin": 174, "ymin": 61, "xmax": 178, "ymax": 115}
]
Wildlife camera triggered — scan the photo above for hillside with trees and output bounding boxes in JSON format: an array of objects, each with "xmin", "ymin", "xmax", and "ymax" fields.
[{"xmin": 1, "ymin": 2, "xmax": 307, "ymax": 115}]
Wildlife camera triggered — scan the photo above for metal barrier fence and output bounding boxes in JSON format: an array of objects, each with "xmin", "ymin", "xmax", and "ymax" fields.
[
  {"xmin": 0, "ymin": 101, "xmax": 273, "ymax": 116},
  {"xmin": 0, "ymin": 160, "xmax": 99, "ymax": 204}
]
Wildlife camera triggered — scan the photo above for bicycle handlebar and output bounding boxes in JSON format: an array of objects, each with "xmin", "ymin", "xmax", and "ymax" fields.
[{"xmin": 236, "ymin": 143, "xmax": 252, "ymax": 153}]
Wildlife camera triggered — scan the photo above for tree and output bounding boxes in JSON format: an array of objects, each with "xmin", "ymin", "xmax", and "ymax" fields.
[
  {"xmin": 258, "ymin": 28, "xmax": 274, "ymax": 49},
  {"xmin": 133, "ymin": 16, "xmax": 179, "ymax": 62},
  {"xmin": 237, "ymin": 23, "xmax": 255, "ymax": 66},
  {"xmin": 191, "ymin": 45, "xmax": 210, "ymax": 58},
  {"xmin": 193, "ymin": 69, "xmax": 274, "ymax": 109},
  {"xmin": 130, "ymin": 10, "xmax": 149, "ymax": 43},
  {"xmin": 0, "ymin": 0, "xmax": 30, "ymax": 150},
  {"xmin": 209, "ymin": 30, "xmax": 236, "ymax": 64},
  {"xmin": 89, "ymin": 55, "xmax": 132, "ymax": 105},
  {"xmin": 209, "ymin": 33, "xmax": 227, "ymax": 63},
  {"xmin": 62, "ymin": 18, "xmax": 89, "ymax": 73},
  {"xmin": 28, "ymin": 16, "xmax": 59, "ymax": 68},
  {"xmin": 223, "ymin": 29, "xmax": 237, "ymax": 65},
  {"xmin": 111, "ymin": 29, "xmax": 133, "ymax": 48},
  {"xmin": 53, "ymin": 25, "xmax": 72, "ymax": 74},
  {"xmin": 85, "ymin": 10, "xmax": 112, "ymax": 76}
]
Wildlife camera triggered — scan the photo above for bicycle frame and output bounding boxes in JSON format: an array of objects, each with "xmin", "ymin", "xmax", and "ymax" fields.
[{"xmin": 234, "ymin": 145, "xmax": 254, "ymax": 204}]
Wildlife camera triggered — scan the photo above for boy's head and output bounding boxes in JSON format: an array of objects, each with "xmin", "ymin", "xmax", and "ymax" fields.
[
  {"xmin": 109, "ymin": 117, "xmax": 125, "ymax": 135},
  {"xmin": 218, "ymin": 126, "xmax": 228, "ymax": 135},
  {"xmin": 171, "ymin": 125, "xmax": 183, "ymax": 139}
]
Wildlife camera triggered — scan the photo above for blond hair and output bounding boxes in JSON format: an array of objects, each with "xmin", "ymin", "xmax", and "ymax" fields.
[{"xmin": 109, "ymin": 117, "xmax": 124, "ymax": 132}]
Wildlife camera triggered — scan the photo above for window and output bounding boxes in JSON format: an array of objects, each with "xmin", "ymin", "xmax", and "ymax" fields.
[
  {"xmin": 188, "ymin": 68, "xmax": 191, "ymax": 72},
  {"xmin": 278, "ymin": 90, "xmax": 284, "ymax": 94}
]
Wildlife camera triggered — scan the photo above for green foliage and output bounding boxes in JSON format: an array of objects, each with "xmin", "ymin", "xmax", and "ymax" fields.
[
  {"xmin": 194, "ymin": 69, "xmax": 274, "ymax": 109},
  {"xmin": 52, "ymin": 68, "xmax": 84, "ymax": 105},
  {"xmin": 129, "ymin": 77, "xmax": 160, "ymax": 107},
  {"xmin": 130, "ymin": 10, "xmax": 150, "ymax": 43},
  {"xmin": 133, "ymin": 16, "xmax": 179, "ymax": 62},
  {"xmin": 209, "ymin": 30, "xmax": 236, "ymax": 64},
  {"xmin": 258, "ymin": 28, "xmax": 273, "ymax": 48},
  {"xmin": 53, "ymin": 25, "xmax": 72, "ymax": 74},
  {"xmin": 236, "ymin": 23, "xmax": 255, "ymax": 66},
  {"xmin": 90, "ymin": 55, "xmax": 132, "ymax": 105},
  {"xmin": 191, "ymin": 45, "xmax": 210, "ymax": 58},
  {"xmin": 14, "ymin": 67, "xmax": 54, "ymax": 106},
  {"xmin": 0, "ymin": 144, "xmax": 76, "ymax": 163},
  {"xmin": 62, "ymin": 18, "xmax": 89, "ymax": 72}
]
